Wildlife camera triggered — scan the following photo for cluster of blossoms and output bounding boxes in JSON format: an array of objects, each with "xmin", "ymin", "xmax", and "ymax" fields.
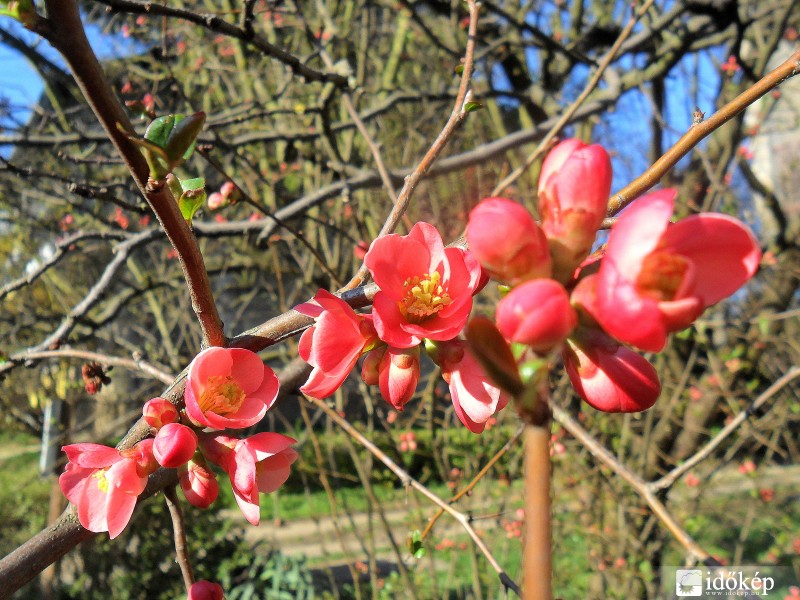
[
  {"xmin": 297, "ymin": 222, "xmax": 508, "ymax": 433},
  {"xmin": 465, "ymin": 139, "xmax": 761, "ymax": 412},
  {"xmin": 298, "ymin": 138, "xmax": 761, "ymax": 423},
  {"xmin": 60, "ymin": 346, "xmax": 297, "ymax": 539}
]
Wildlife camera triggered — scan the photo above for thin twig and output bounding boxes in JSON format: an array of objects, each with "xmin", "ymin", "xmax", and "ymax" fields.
[
  {"xmin": 304, "ymin": 394, "xmax": 522, "ymax": 597},
  {"xmin": 491, "ymin": 0, "xmax": 655, "ymax": 197},
  {"xmin": 651, "ymin": 367, "xmax": 800, "ymax": 491},
  {"xmin": 90, "ymin": 0, "xmax": 349, "ymax": 87},
  {"xmin": 343, "ymin": 0, "xmax": 483, "ymax": 290},
  {"xmin": 607, "ymin": 46, "xmax": 800, "ymax": 216},
  {"xmin": 421, "ymin": 423, "xmax": 524, "ymax": 540},
  {"xmin": 164, "ymin": 486, "xmax": 195, "ymax": 591},
  {"xmin": 13, "ymin": 349, "xmax": 175, "ymax": 385},
  {"xmin": 550, "ymin": 403, "xmax": 715, "ymax": 564}
]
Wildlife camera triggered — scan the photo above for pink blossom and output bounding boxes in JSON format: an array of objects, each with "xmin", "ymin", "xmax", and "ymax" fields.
[
  {"xmin": 576, "ymin": 190, "xmax": 761, "ymax": 352},
  {"xmin": 185, "ymin": 347, "xmax": 279, "ymax": 429},
  {"xmin": 180, "ymin": 457, "xmax": 219, "ymax": 509},
  {"xmin": 538, "ymin": 139, "xmax": 612, "ymax": 281},
  {"xmin": 296, "ymin": 289, "xmax": 380, "ymax": 398},
  {"xmin": 142, "ymin": 93, "xmax": 155, "ymax": 113},
  {"xmin": 188, "ymin": 580, "xmax": 224, "ymax": 600},
  {"xmin": 495, "ymin": 279, "xmax": 576, "ymax": 352},
  {"xmin": 465, "ymin": 197, "xmax": 551, "ymax": 285},
  {"xmin": 59, "ymin": 441, "xmax": 157, "ymax": 538},
  {"xmin": 207, "ymin": 192, "xmax": 225, "ymax": 210},
  {"xmin": 112, "ymin": 207, "xmax": 130, "ymax": 230},
  {"xmin": 153, "ymin": 423, "xmax": 198, "ymax": 468},
  {"xmin": 721, "ymin": 55, "xmax": 741, "ymax": 74},
  {"xmin": 431, "ymin": 339, "xmax": 508, "ymax": 433},
  {"xmin": 220, "ymin": 181, "xmax": 236, "ymax": 198},
  {"xmin": 202, "ymin": 433, "xmax": 298, "ymax": 525},
  {"xmin": 142, "ymin": 397, "xmax": 178, "ymax": 429},
  {"xmin": 364, "ymin": 222, "xmax": 482, "ymax": 347},
  {"xmin": 684, "ymin": 473, "xmax": 700, "ymax": 487},
  {"xmin": 563, "ymin": 329, "xmax": 661, "ymax": 413}
]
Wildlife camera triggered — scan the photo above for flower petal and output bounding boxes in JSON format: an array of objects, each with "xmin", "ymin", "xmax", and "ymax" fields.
[
  {"xmin": 660, "ymin": 213, "xmax": 761, "ymax": 307},
  {"xmin": 603, "ymin": 190, "xmax": 676, "ymax": 279},
  {"xmin": 364, "ymin": 234, "xmax": 431, "ymax": 298},
  {"xmin": 63, "ymin": 444, "xmax": 121, "ymax": 468},
  {"xmin": 372, "ymin": 292, "xmax": 420, "ymax": 348},
  {"xmin": 106, "ymin": 487, "xmax": 137, "ymax": 539},
  {"xmin": 255, "ymin": 449, "xmax": 298, "ymax": 494},
  {"xmin": 227, "ymin": 348, "xmax": 267, "ymax": 394}
]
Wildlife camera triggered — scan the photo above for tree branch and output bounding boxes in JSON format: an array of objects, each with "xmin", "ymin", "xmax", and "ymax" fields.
[{"xmin": 39, "ymin": 0, "xmax": 225, "ymax": 347}]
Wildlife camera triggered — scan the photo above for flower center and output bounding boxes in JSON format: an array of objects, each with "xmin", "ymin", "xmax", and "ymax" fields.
[
  {"xmin": 636, "ymin": 250, "xmax": 691, "ymax": 301},
  {"xmin": 93, "ymin": 469, "xmax": 110, "ymax": 494},
  {"xmin": 399, "ymin": 271, "xmax": 452, "ymax": 323},
  {"xmin": 199, "ymin": 375, "xmax": 246, "ymax": 415}
]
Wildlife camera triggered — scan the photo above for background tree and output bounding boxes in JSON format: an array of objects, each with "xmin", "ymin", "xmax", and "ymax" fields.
[{"xmin": 0, "ymin": 0, "xmax": 798, "ymax": 598}]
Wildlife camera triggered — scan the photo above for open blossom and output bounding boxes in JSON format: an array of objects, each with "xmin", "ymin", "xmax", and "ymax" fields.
[
  {"xmin": 495, "ymin": 279, "xmax": 577, "ymax": 352},
  {"xmin": 59, "ymin": 440, "xmax": 157, "ymax": 538},
  {"xmin": 429, "ymin": 339, "xmax": 508, "ymax": 433},
  {"xmin": 201, "ymin": 433, "xmax": 298, "ymax": 525},
  {"xmin": 575, "ymin": 190, "xmax": 761, "ymax": 352},
  {"xmin": 538, "ymin": 139, "xmax": 612, "ymax": 281},
  {"xmin": 563, "ymin": 329, "xmax": 660, "ymax": 413},
  {"xmin": 185, "ymin": 347, "xmax": 279, "ymax": 429},
  {"xmin": 465, "ymin": 197, "xmax": 551, "ymax": 285},
  {"xmin": 296, "ymin": 289, "xmax": 380, "ymax": 398},
  {"xmin": 364, "ymin": 222, "xmax": 482, "ymax": 348}
]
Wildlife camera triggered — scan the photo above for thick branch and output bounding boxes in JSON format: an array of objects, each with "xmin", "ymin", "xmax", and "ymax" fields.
[{"xmin": 39, "ymin": 0, "xmax": 225, "ymax": 347}]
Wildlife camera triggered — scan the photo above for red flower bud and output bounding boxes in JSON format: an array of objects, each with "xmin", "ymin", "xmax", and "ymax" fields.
[
  {"xmin": 495, "ymin": 279, "xmax": 577, "ymax": 352},
  {"xmin": 563, "ymin": 329, "xmax": 660, "ymax": 413},
  {"xmin": 188, "ymin": 580, "xmax": 224, "ymax": 600},
  {"xmin": 378, "ymin": 346, "xmax": 420, "ymax": 411},
  {"xmin": 466, "ymin": 198, "xmax": 551, "ymax": 285},
  {"xmin": 538, "ymin": 139, "xmax": 612, "ymax": 281},
  {"xmin": 180, "ymin": 457, "xmax": 219, "ymax": 509},
  {"xmin": 142, "ymin": 397, "xmax": 179, "ymax": 429},
  {"xmin": 153, "ymin": 423, "xmax": 198, "ymax": 469}
]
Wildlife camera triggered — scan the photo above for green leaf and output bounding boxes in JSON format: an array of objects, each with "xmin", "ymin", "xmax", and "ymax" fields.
[
  {"xmin": 140, "ymin": 112, "xmax": 205, "ymax": 175},
  {"xmin": 408, "ymin": 529, "xmax": 426, "ymax": 559},
  {"xmin": 144, "ymin": 115, "xmax": 178, "ymax": 149},
  {"xmin": 454, "ymin": 64, "xmax": 464, "ymax": 75},
  {"xmin": 165, "ymin": 112, "xmax": 206, "ymax": 163},
  {"xmin": 179, "ymin": 177, "xmax": 205, "ymax": 192},
  {"xmin": 176, "ymin": 177, "xmax": 206, "ymax": 222},
  {"xmin": 464, "ymin": 101, "xmax": 483, "ymax": 113}
]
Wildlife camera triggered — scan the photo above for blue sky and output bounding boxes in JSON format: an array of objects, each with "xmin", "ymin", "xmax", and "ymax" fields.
[{"xmin": 1, "ymin": 16, "xmax": 138, "ymax": 132}]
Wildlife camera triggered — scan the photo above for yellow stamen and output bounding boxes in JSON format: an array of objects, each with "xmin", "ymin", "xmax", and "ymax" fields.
[
  {"xmin": 637, "ymin": 251, "xmax": 690, "ymax": 301},
  {"xmin": 93, "ymin": 469, "xmax": 110, "ymax": 494},
  {"xmin": 398, "ymin": 271, "xmax": 452, "ymax": 323},
  {"xmin": 199, "ymin": 375, "xmax": 246, "ymax": 415}
]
